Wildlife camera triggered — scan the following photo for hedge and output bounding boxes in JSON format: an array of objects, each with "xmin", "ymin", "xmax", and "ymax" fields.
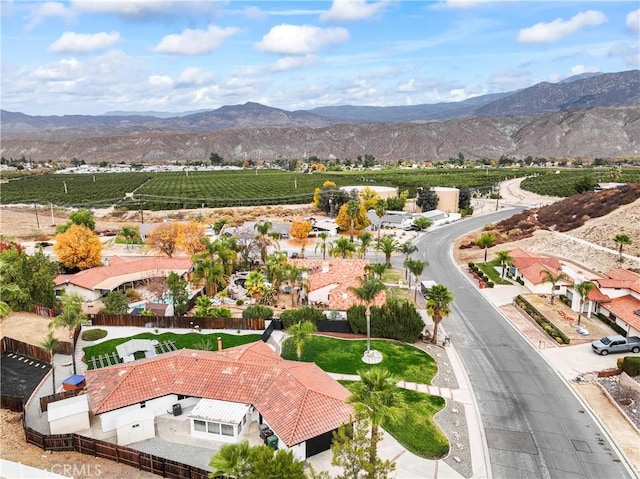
[
  {"xmin": 515, "ymin": 295, "xmax": 570, "ymax": 344},
  {"xmin": 622, "ymin": 357, "xmax": 640, "ymax": 377},
  {"xmin": 242, "ymin": 305, "xmax": 274, "ymax": 320},
  {"xmin": 346, "ymin": 300, "xmax": 424, "ymax": 343},
  {"xmin": 280, "ymin": 307, "xmax": 325, "ymax": 328}
]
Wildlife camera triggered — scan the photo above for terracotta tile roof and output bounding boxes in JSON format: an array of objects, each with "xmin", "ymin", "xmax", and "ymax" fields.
[
  {"xmin": 518, "ymin": 264, "xmax": 566, "ymax": 286},
  {"xmin": 601, "ymin": 295, "xmax": 640, "ymax": 332},
  {"xmin": 54, "ymin": 256, "xmax": 192, "ymax": 291},
  {"xmin": 588, "ymin": 288, "xmax": 610, "ymax": 302},
  {"xmin": 598, "ymin": 269, "xmax": 640, "ymax": 294},
  {"xmin": 291, "ymin": 258, "xmax": 386, "ymax": 311},
  {"xmin": 84, "ymin": 342, "xmax": 353, "ymax": 446},
  {"xmin": 511, "ymin": 255, "xmax": 561, "ymax": 271}
]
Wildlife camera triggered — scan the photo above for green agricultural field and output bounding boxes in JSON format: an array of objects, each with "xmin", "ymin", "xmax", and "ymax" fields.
[
  {"xmin": 521, "ymin": 168, "xmax": 640, "ymax": 197},
  {"xmin": 2, "ymin": 167, "xmax": 556, "ymax": 210}
]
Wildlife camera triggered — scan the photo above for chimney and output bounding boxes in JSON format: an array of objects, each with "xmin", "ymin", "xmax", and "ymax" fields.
[
  {"xmin": 322, "ymin": 262, "xmax": 329, "ymax": 273},
  {"xmin": 217, "ymin": 337, "xmax": 222, "ymax": 352}
]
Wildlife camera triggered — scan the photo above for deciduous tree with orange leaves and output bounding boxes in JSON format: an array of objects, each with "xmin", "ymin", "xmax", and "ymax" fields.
[
  {"xmin": 176, "ymin": 221, "xmax": 206, "ymax": 255},
  {"xmin": 146, "ymin": 223, "xmax": 180, "ymax": 257},
  {"xmin": 290, "ymin": 219, "xmax": 312, "ymax": 257},
  {"xmin": 54, "ymin": 224, "xmax": 102, "ymax": 270}
]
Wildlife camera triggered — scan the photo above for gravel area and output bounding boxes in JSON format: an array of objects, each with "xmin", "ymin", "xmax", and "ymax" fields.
[{"xmin": 595, "ymin": 375, "xmax": 640, "ymax": 430}]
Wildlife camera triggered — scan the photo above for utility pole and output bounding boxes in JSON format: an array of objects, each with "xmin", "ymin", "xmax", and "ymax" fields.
[{"xmin": 33, "ymin": 202, "xmax": 40, "ymax": 229}]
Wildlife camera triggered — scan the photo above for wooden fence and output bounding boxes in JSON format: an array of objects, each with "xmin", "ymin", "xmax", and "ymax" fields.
[
  {"xmin": 1, "ymin": 333, "xmax": 76, "ymax": 360},
  {"xmin": 24, "ymin": 428, "xmax": 211, "ymax": 479},
  {"xmin": 90, "ymin": 313, "xmax": 265, "ymax": 331},
  {"xmin": 1, "ymin": 394, "xmax": 25, "ymax": 412}
]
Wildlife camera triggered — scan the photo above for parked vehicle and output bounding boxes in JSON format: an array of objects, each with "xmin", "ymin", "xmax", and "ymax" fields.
[{"xmin": 591, "ymin": 335, "xmax": 640, "ymax": 355}]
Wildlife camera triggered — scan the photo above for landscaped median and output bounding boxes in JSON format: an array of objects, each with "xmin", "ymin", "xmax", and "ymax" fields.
[{"xmin": 281, "ymin": 335, "xmax": 449, "ymax": 459}]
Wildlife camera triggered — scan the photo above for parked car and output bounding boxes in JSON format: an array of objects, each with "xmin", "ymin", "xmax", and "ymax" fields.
[{"xmin": 591, "ymin": 335, "xmax": 640, "ymax": 355}]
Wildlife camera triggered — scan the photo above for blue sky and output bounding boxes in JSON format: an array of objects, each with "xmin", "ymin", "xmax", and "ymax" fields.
[{"xmin": 1, "ymin": 0, "xmax": 638, "ymax": 116}]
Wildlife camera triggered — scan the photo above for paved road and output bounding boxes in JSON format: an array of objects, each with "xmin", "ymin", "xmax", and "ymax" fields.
[{"xmin": 403, "ymin": 209, "xmax": 635, "ymax": 479}]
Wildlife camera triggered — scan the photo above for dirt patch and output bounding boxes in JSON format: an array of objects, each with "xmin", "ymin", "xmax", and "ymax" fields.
[{"xmin": 1, "ymin": 312, "xmax": 69, "ymax": 345}]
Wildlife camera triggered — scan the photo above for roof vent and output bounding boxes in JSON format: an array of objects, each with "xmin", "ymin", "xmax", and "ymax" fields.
[{"xmin": 634, "ymin": 309, "xmax": 640, "ymax": 316}]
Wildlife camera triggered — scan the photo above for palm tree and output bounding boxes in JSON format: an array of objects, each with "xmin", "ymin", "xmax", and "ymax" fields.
[
  {"xmin": 575, "ymin": 281, "xmax": 595, "ymax": 326},
  {"xmin": 50, "ymin": 291, "xmax": 87, "ymax": 375},
  {"xmin": 192, "ymin": 256, "xmax": 226, "ymax": 297},
  {"xmin": 405, "ymin": 259, "xmax": 427, "ymax": 301},
  {"xmin": 120, "ymin": 225, "xmax": 138, "ymax": 249},
  {"xmin": 375, "ymin": 237, "xmax": 399, "ymax": 267},
  {"xmin": 424, "ymin": 284, "xmax": 453, "ymax": 345},
  {"xmin": 284, "ymin": 264, "xmax": 305, "ymax": 308},
  {"xmin": 345, "ymin": 200, "xmax": 361, "ymax": 242},
  {"xmin": 287, "ymin": 321, "xmax": 317, "ymax": 360},
  {"xmin": 351, "ymin": 276, "xmax": 386, "ymax": 357},
  {"xmin": 40, "ymin": 332, "xmax": 59, "ymax": 393},
  {"xmin": 254, "ymin": 221, "xmax": 275, "ymax": 264},
  {"xmin": 198, "ymin": 237, "xmax": 238, "ymax": 276},
  {"xmin": 476, "ymin": 233, "xmax": 496, "ymax": 263},
  {"xmin": 365, "ymin": 262, "xmax": 387, "ymax": 280},
  {"xmin": 373, "ymin": 199, "xmax": 387, "ymax": 241},
  {"xmin": 399, "ymin": 241, "xmax": 418, "ymax": 279},
  {"xmin": 245, "ymin": 271, "xmax": 267, "ymax": 299},
  {"xmin": 209, "ymin": 440, "xmax": 252, "ymax": 479},
  {"xmin": 330, "ymin": 237, "xmax": 356, "ymax": 259},
  {"xmin": 357, "ymin": 232, "xmax": 373, "ymax": 259},
  {"xmin": 347, "ymin": 367, "xmax": 404, "ymax": 479},
  {"xmin": 495, "ymin": 250, "xmax": 512, "ymax": 278},
  {"xmin": 315, "ymin": 232, "xmax": 330, "ymax": 260},
  {"xmin": 539, "ymin": 269, "xmax": 568, "ymax": 305},
  {"xmin": 613, "ymin": 233, "xmax": 632, "ymax": 262},
  {"xmin": 264, "ymin": 252, "xmax": 288, "ymax": 292}
]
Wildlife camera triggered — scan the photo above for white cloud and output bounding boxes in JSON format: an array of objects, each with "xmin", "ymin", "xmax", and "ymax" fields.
[
  {"xmin": 320, "ymin": 0, "xmax": 390, "ymax": 22},
  {"xmin": 397, "ymin": 78, "xmax": 416, "ymax": 92},
  {"xmin": 48, "ymin": 31, "xmax": 120, "ymax": 54},
  {"xmin": 154, "ymin": 25, "xmax": 240, "ymax": 55},
  {"xmin": 517, "ymin": 10, "xmax": 608, "ymax": 43},
  {"xmin": 608, "ymin": 42, "xmax": 640, "ymax": 67},
  {"xmin": 148, "ymin": 75, "xmax": 173, "ymax": 87},
  {"xmin": 26, "ymin": 2, "xmax": 76, "ymax": 31},
  {"xmin": 176, "ymin": 67, "xmax": 216, "ymax": 86},
  {"xmin": 256, "ymin": 24, "xmax": 349, "ymax": 55},
  {"xmin": 72, "ymin": 0, "xmax": 174, "ymax": 17},
  {"xmin": 31, "ymin": 58, "xmax": 82, "ymax": 81},
  {"xmin": 443, "ymin": 0, "xmax": 497, "ymax": 9},
  {"xmin": 489, "ymin": 70, "xmax": 534, "ymax": 91},
  {"xmin": 241, "ymin": 6, "xmax": 267, "ymax": 20},
  {"xmin": 273, "ymin": 55, "xmax": 318, "ymax": 71},
  {"xmin": 570, "ymin": 65, "xmax": 600, "ymax": 75},
  {"xmin": 627, "ymin": 9, "xmax": 640, "ymax": 33}
]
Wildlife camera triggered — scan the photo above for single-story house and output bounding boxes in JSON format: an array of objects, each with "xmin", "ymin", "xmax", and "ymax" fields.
[
  {"xmin": 366, "ymin": 210, "xmax": 413, "ymax": 230},
  {"xmin": 84, "ymin": 341, "xmax": 354, "ymax": 460},
  {"xmin": 291, "ymin": 258, "xmax": 386, "ymax": 311},
  {"xmin": 54, "ymin": 256, "xmax": 193, "ymax": 301},
  {"xmin": 509, "ymin": 248, "xmax": 572, "ymax": 294},
  {"xmin": 48, "ymin": 394, "xmax": 90, "ymax": 435}
]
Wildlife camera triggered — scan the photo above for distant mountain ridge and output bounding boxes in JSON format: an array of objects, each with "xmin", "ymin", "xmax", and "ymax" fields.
[{"xmin": 1, "ymin": 70, "xmax": 639, "ymax": 162}]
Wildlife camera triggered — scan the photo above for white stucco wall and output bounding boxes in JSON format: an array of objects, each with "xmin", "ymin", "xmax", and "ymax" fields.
[
  {"xmin": 56, "ymin": 284, "xmax": 102, "ymax": 302},
  {"xmin": 116, "ymin": 409, "xmax": 155, "ymax": 446},
  {"xmin": 99, "ymin": 394, "xmax": 178, "ymax": 432},
  {"xmin": 308, "ymin": 284, "xmax": 337, "ymax": 304},
  {"xmin": 48, "ymin": 395, "xmax": 90, "ymax": 435},
  {"xmin": 286, "ymin": 441, "xmax": 306, "ymax": 462}
]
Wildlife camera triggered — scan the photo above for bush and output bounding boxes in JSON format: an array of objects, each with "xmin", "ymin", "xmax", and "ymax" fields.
[
  {"xmin": 621, "ymin": 356, "xmax": 640, "ymax": 377},
  {"xmin": 81, "ymin": 329, "xmax": 108, "ymax": 341},
  {"xmin": 211, "ymin": 306, "xmax": 232, "ymax": 318},
  {"xmin": 559, "ymin": 295, "xmax": 571, "ymax": 307},
  {"xmin": 236, "ymin": 299, "xmax": 244, "ymax": 306},
  {"xmin": 487, "ymin": 281, "xmax": 494, "ymax": 288},
  {"xmin": 347, "ymin": 305, "xmax": 366, "ymax": 334},
  {"xmin": 280, "ymin": 307, "xmax": 324, "ymax": 328},
  {"xmin": 242, "ymin": 305, "xmax": 273, "ymax": 320},
  {"xmin": 371, "ymin": 300, "xmax": 424, "ymax": 342},
  {"xmin": 515, "ymin": 295, "xmax": 570, "ymax": 344}
]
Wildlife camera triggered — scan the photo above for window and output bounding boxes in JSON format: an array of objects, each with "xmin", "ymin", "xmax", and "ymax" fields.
[
  {"xmin": 243, "ymin": 415, "xmax": 247, "ymax": 425},
  {"xmin": 208, "ymin": 422, "xmax": 220, "ymax": 434},
  {"xmin": 140, "ymin": 401, "xmax": 146, "ymax": 408},
  {"xmin": 237, "ymin": 421, "xmax": 243, "ymax": 434},
  {"xmin": 221, "ymin": 424, "xmax": 234, "ymax": 436},
  {"xmin": 132, "ymin": 424, "xmax": 140, "ymax": 428},
  {"xmin": 194, "ymin": 420, "xmax": 206, "ymax": 432}
]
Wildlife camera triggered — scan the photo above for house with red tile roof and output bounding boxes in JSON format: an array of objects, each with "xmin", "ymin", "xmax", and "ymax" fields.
[
  {"xmin": 509, "ymin": 249, "xmax": 571, "ymax": 294},
  {"xmin": 54, "ymin": 256, "xmax": 193, "ymax": 301},
  {"xmin": 586, "ymin": 269, "xmax": 640, "ymax": 336},
  {"xmin": 84, "ymin": 341, "xmax": 353, "ymax": 460},
  {"xmin": 291, "ymin": 258, "xmax": 386, "ymax": 311}
]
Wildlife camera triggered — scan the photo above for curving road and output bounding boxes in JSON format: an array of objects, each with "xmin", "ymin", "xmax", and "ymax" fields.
[{"xmin": 403, "ymin": 209, "xmax": 634, "ymax": 479}]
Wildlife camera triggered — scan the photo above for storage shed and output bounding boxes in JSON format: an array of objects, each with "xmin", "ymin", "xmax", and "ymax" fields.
[
  {"xmin": 115, "ymin": 408, "xmax": 155, "ymax": 446},
  {"xmin": 48, "ymin": 394, "xmax": 90, "ymax": 434}
]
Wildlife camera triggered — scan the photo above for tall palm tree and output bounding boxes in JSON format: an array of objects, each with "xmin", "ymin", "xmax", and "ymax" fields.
[
  {"xmin": 405, "ymin": 259, "xmax": 427, "ymax": 301},
  {"xmin": 284, "ymin": 264, "xmax": 305, "ymax": 308},
  {"xmin": 209, "ymin": 440, "xmax": 252, "ymax": 479},
  {"xmin": 120, "ymin": 225, "xmax": 138, "ymax": 249},
  {"xmin": 40, "ymin": 332, "xmax": 59, "ymax": 393},
  {"xmin": 373, "ymin": 199, "xmax": 387, "ymax": 241},
  {"xmin": 399, "ymin": 241, "xmax": 418, "ymax": 279},
  {"xmin": 351, "ymin": 276, "xmax": 386, "ymax": 356},
  {"xmin": 287, "ymin": 320, "xmax": 317, "ymax": 359},
  {"xmin": 357, "ymin": 232, "xmax": 373, "ymax": 259},
  {"xmin": 192, "ymin": 256, "xmax": 226, "ymax": 296},
  {"xmin": 375, "ymin": 237, "xmax": 399, "ymax": 267},
  {"xmin": 613, "ymin": 233, "xmax": 632, "ymax": 262},
  {"xmin": 330, "ymin": 237, "xmax": 356, "ymax": 259},
  {"xmin": 476, "ymin": 233, "xmax": 496, "ymax": 263},
  {"xmin": 315, "ymin": 232, "xmax": 330, "ymax": 260},
  {"xmin": 50, "ymin": 291, "xmax": 87, "ymax": 375},
  {"xmin": 365, "ymin": 262, "xmax": 387, "ymax": 280},
  {"xmin": 347, "ymin": 367, "xmax": 404, "ymax": 479},
  {"xmin": 264, "ymin": 252, "xmax": 288, "ymax": 292},
  {"xmin": 539, "ymin": 269, "xmax": 567, "ymax": 305},
  {"xmin": 345, "ymin": 200, "xmax": 361, "ymax": 242},
  {"xmin": 495, "ymin": 250, "xmax": 513, "ymax": 278},
  {"xmin": 575, "ymin": 281, "xmax": 595, "ymax": 326},
  {"xmin": 424, "ymin": 284, "xmax": 453, "ymax": 345},
  {"xmin": 254, "ymin": 221, "xmax": 275, "ymax": 264},
  {"xmin": 198, "ymin": 237, "xmax": 238, "ymax": 276}
]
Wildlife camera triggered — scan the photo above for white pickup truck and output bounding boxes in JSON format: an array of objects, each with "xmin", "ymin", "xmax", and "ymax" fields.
[{"xmin": 591, "ymin": 335, "xmax": 640, "ymax": 355}]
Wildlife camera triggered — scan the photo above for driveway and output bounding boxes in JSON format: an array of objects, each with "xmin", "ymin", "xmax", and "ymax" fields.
[{"xmin": 542, "ymin": 342, "xmax": 640, "ymax": 380}]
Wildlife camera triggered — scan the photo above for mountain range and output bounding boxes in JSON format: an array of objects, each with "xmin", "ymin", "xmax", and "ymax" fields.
[{"xmin": 1, "ymin": 70, "xmax": 639, "ymax": 162}]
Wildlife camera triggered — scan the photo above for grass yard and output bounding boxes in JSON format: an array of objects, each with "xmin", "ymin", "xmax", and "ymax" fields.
[
  {"xmin": 381, "ymin": 267, "xmax": 407, "ymax": 285},
  {"xmin": 341, "ymin": 381, "xmax": 449, "ymax": 459},
  {"xmin": 282, "ymin": 336, "xmax": 437, "ymax": 384},
  {"xmin": 83, "ymin": 332, "xmax": 261, "ymax": 369},
  {"xmin": 477, "ymin": 262, "xmax": 512, "ymax": 285}
]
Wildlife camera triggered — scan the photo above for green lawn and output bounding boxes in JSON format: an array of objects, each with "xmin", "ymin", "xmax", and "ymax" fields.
[
  {"xmin": 282, "ymin": 336, "xmax": 437, "ymax": 384},
  {"xmin": 477, "ymin": 262, "xmax": 512, "ymax": 285},
  {"xmin": 341, "ymin": 381, "xmax": 449, "ymax": 459},
  {"xmin": 83, "ymin": 332, "xmax": 261, "ymax": 369},
  {"xmin": 381, "ymin": 267, "xmax": 407, "ymax": 285}
]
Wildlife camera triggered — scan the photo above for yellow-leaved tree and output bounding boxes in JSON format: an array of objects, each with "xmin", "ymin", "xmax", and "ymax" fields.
[
  {"xmin": 312, "ymin": 180, "xmax": 337, "ymax": 208},
  {"xmin": 290, "ymin": 219, "xmax": 312, "ymax": 257},
  {"xmin": 335, "ymin": 202, "xmax": 370, "ymax": 234},
  {"xmin": 176, "ymin": 221, "xmax": 206, "ymax": 255},
  {"xmin": 146, "ymin": 223, "xmax": 180, "ymax": 257},
  {"xmin": 54, "ymin": 224, "xmax": 102, "ymax": 270},
  {"xmin": 360, "ymin": 187, "xmax": 381, "ymax": 211}
]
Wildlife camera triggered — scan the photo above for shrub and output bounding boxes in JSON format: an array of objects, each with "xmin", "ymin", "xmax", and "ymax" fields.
[
  {"xmin": 371, "ymin": 299, "xmax": 424, "ymax": 342},
  {"xmin": 468, "ymin": 262, "xmax": 475, "ymax": 268},
  {"xmin": 280, "ymin": 307, "xmax": 324, "ymax": 328},
  {"xmin": 211, "ymin": 306, "xmax": 232, "ymax": 318},
  {"xmin": 515, "ymin": 295, "xmax": 570, "ymax": 344},
  {"xmin": 487, "ymin": 281, "xmax": 494, "ymax": 288},
  {"xmin": 621, "ymin": 356, "xmax": 640, "ymax": 377},
  {"xmin": 236, "ymin": 299, "xmax": 244, "ymax": 306},
  {"xmin": 242, "ymin": 305, "xmax": 273, "ymax": 320},
  {"xmin": 81, "ymin": 329, "xmax": 108, "ymax": 341},
  {"xmin": 347, "ymin": 305, "xmax": 366, "ymax": 334}
]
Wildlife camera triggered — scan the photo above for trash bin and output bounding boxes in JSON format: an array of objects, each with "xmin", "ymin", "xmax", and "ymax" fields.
[
  {"xmin": 172, "ymin": 403, "xmax": 182, "ymax": 416},
  {"xmin": 266, "ymin": 434, "xmax": 278, "ymax": 450}
]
